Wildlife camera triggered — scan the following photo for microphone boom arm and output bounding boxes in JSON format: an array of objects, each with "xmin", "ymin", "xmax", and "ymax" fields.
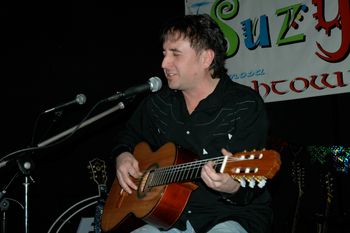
[{"xmin": 38, "ymin": 102, "xmax": 125, "ymax": 147}]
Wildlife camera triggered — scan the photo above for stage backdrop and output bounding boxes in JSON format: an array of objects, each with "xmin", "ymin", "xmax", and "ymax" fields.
[{"xmin": 185, "ymin": 0, "xmax": 350, "ymax": 102}]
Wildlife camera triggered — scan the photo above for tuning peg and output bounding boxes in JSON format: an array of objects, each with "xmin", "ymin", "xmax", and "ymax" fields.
[
  {"xmin": 243, "ymin": 176, "xmax": 255, "ymax": 188},
  {"xmin": 232, "ymin": 176, "xmax": 246, "ymax": 188},
  {"xmin": 240, "ymin": 178, "xmax": 246, "ymax": 188},
  {"xmin": 248, "ymin": 177, "xmax": 256, "ymax": 188},
  {"xmin": 258, "ymin": 180, "xmax": 266, "ymax": 188},
  {"xmin": 255, "ymin": 176, "xmax": 267, "ymax": 188}
]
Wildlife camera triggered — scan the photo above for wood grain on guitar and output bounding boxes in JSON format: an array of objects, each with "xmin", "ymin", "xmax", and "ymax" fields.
[{"xmin": 101, "ymin": 142, "xmax": 281, "ymax": 232}]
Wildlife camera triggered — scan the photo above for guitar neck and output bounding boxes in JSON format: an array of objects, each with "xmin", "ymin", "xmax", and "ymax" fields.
[
  {"xmin": 148, "ymin": 157, "xmax": 221, "ymax": 187},
  {"xmin": 145, "ymin": 149, "xmax": 278, "ymax": 188}
]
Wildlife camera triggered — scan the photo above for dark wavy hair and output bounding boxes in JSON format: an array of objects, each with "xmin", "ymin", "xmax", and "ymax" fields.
[{"xmin": 160, "ymin": 14, "xmax": 228, "ymax": 79}]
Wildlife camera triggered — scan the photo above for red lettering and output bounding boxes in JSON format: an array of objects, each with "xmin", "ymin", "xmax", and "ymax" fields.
[
  {"xmin": 309, "ymin": 75, "xmax": 326, "ymax": 90},
  {"xmin": 251, "ymin": 70, "xmax": 348, "ymax": 98},
  {"xmin": 290, "ymin": 77, "xmax": 309, "ymax": 93},
  {"xmin": 271, "ymin": 80, "xmax": 289, "ymax": 95},
  {"xmin": 320, "ymin": 73, "xmax": 336, "ymax": 88},
  {"xmin": 252, "ymin": 80, "xmax": 271, "ymax": 97},
  {"xmin": 333, "ymin": 71, "xmax": 347, "ymax": 87},
  {"xmin": 313, "ymin": 0, "xmax": 350, "ymax": 62}
]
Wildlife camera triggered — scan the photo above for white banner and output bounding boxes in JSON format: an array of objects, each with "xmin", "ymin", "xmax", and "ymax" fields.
[{"xmin": 185, "ymin": 0, "xmax": 350, "ymax": 102}]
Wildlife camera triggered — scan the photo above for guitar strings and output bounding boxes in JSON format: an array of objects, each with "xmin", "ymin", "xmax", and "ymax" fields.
[
  {"xmin": 147, "ymin": 155, "xmax": 251, "ymax": 187},
  {"xmin": 135, "ymin": 152, "xmax": 266, "ymax": 188}
]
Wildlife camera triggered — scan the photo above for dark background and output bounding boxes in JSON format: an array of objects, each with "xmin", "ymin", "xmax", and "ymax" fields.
[{"xmin": 1, "ymin": 1, "xmax": 349, "ymax": 233}]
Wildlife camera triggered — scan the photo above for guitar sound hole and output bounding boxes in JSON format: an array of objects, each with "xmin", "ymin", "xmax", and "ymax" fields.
[{"xmin": 137, "ymin": 168, "xmax": 156, "ymax": 198}]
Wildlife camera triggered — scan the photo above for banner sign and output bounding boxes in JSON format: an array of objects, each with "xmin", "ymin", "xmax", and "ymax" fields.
[{"xmin": 185, "ymin": 0, "xmax": 350, "ymax": 102}]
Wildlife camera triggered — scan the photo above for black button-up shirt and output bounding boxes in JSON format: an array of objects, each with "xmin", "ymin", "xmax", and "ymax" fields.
[{"xmin": 114, "ymin": 76, "xmax": 273, "ymax": 233}]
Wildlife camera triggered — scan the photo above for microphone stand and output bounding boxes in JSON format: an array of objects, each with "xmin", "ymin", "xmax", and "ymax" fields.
[
  {"xmin": 37, "ymin": 101, "xmax": 125, "ymax": 147},
  {"xmin": 0, "ymin": 112, "xmax": 63, "ymax": 233},
  {"xmin": 18, "ymin": 110, "xmax": 64, "ymax": 233},
  {"xmin": 1, "ymin": 101, "xmax": 125, "ymax": 233},
  {"xmin": 33, "ymin": 101, "xmax": 124, "ymax": 232},
  {"xmin": 0, "ymin": 172, "xmax": 20, "ymax": 233},
  {"xmin": 16, "ymin": 157, "xmax": 34, "ymax": 233}
]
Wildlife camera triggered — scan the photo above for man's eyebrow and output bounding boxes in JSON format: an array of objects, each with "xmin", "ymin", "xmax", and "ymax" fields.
[{"xmin": 169, "ymin": 48, "xmax": 181, "ymax": 52}]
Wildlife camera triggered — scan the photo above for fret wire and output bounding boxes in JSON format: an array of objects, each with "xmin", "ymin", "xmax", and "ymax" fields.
[{"xmin": 150, "ymin": 156, "xmax": 225, "ymax": 186}]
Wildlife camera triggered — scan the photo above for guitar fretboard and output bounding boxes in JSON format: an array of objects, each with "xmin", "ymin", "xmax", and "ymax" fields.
[
  {"xmin": 148, "ymin": 158, "xmax": 222, "ymax": 186},
  {"xmin": 146, "ymin": 153, "xmax": 262, "ymax": 187}
]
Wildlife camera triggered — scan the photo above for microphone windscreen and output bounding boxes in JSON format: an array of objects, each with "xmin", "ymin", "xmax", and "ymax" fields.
[
  {"xmin": 76, "ymin": 94, "xmax": 87, "ymax": 105},
  {"xmin": 149, "ymin": 76, "xmax": 162, "ymax": 92}
]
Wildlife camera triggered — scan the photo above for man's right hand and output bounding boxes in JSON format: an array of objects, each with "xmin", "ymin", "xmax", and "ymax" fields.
[{"xmin": 115, "ymin": 152, "xmax": 142, "ymax": 194}]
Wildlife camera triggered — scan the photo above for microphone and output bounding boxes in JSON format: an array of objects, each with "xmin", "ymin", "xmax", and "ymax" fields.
[
  {"xmin": 107, "ymin": 76, "xmax": 162, "ymax": 101},
  {"xmin": 44, "ymin": 94, "xmax": 87, "ymax": 113}
]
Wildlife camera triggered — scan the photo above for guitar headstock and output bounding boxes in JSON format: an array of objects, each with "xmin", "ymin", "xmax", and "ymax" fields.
[
  {"xmin": 88, "ymin": 158, "xmax": 107, "ymax": 187},
  {"xmin": 223, "ymin": 149, "xmax": 281, "ymax": 188},
  {"xmin": 88, "ymin": 158, "xmax": 108, "ymax": 233}
]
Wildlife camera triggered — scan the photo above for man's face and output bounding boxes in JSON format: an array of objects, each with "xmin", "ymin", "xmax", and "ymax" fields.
[{"xmin": 162, "ymin": 34, "xmax": 208, "ymax": 91}]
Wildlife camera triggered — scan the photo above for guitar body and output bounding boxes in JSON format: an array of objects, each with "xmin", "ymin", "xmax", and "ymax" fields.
[
  {"xmin": 101, "ymin": 142, "xmax": 198, "ymax": 232},
  {"xmin": 101, "ymin": 142, "xmax": 281, "ymax": 232}
]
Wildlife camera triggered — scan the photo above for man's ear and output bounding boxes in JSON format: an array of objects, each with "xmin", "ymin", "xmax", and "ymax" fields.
[{"xmin": 201, "ymin": 49, "xmax": 215, "ymax": 69}]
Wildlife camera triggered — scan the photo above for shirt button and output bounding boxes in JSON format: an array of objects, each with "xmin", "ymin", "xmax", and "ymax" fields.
[
  {"xmin": 186, "ymin": 130, "xmax": 190, "ymax": 135},
  {"xmin": 187, "ymin": 210, "xmax": 192, "ymax": 214}
]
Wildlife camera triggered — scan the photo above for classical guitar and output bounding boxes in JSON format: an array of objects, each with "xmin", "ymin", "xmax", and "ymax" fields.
[
  {"xmin": 88, "ymin": 158, "xmax": 108, "ymax": 233},
  {"xmin": 101, "ymin": 142, "xmax": 281, "ymax": 232},
  {"xmin": 47, "ymin": 158, "xmax": 108, "ymax": 233}
]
